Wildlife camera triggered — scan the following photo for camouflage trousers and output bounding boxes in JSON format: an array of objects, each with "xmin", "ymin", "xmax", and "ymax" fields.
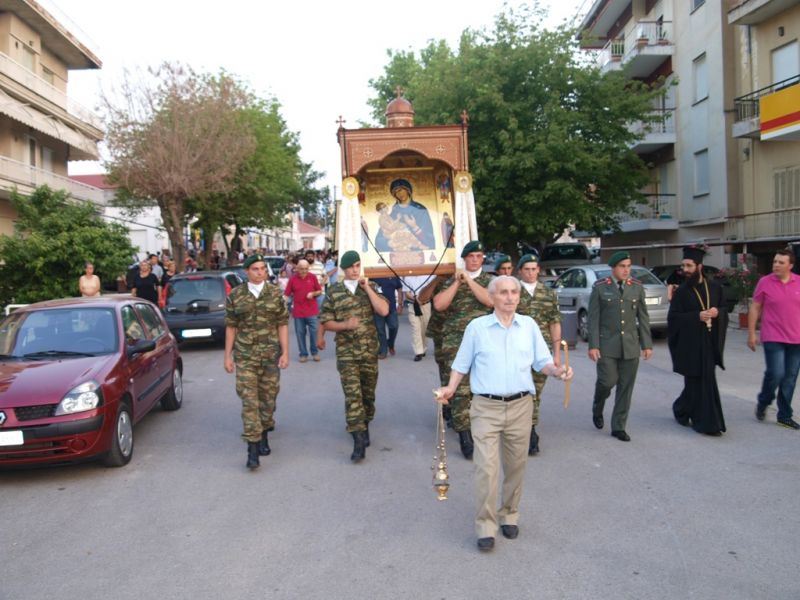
[
  {"xmin": 532, "ymin": 370, "xmax": 548, "ymax": 427},
  {"xmin": 433, "ymin": 337, "xmax": 449, "ymax": 387},
  {"xmin": 236, "ymin": 359, "xmax": 280, "ymax": 443},
  {"xmin": 337, "ymin": 359, "xmax": 379, "ymax": 433},
  {"xmin": 441, "ymin": 349, "xmax": 472, "ymax": 432}
]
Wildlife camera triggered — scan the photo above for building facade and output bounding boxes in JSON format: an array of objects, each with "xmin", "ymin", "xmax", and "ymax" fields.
[{"xmin": 0, "ymin": 0, "xmax": 104, "ymax": 236}]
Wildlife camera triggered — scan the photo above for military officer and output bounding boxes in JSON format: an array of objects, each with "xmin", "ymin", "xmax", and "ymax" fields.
[
  {"xmin": 588, "ymin": 251, "xmax": 653, "ymax": 441},
  {"xmin": 433, "ymin": 240, "xmax": 494, "ymax": 459},
  {"xmin": 317, "ymin": 251, "xmax": 389, "ymax": 462},
  {"xmin": 516, "ymin": 254, "xmax": 562, "ymax": 455},
  {"xmin": 224, "ymin": 253, "xmax": 290, "ymax": 470}
]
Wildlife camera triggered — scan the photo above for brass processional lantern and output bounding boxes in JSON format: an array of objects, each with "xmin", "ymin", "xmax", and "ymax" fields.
[{"xmin": 431, "ymin": 390, "xmax": 450, "ymax": 500}]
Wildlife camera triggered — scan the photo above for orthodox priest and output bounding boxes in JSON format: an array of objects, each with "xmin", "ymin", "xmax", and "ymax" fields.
[{"xmin": 667, "ymin": 246, "xmax": 727, "ymax": 436}]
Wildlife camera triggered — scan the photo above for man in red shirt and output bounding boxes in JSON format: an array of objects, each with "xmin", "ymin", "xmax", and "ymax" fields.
[
  {"xmin": 748, "ymin": 249, "xmax": 800, "ymax": 429},
  {"xmin": 284, "ymin": 259, "xmax": 323, "ymax": 362}
]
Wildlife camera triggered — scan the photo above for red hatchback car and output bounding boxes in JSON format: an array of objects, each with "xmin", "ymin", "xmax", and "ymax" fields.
[{"xmin": 0, "ymin": 296, "xmax": 183, "ymax": 468}]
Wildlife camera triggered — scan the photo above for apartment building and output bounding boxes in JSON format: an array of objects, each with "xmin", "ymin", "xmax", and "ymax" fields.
[
  {"xmin": 728, "ymin": 0, "xmax": 800, "ymax": 270},
  {"xmin": 0, "ymin": 0, "xmax": 103, "ymax": 236},
  {"xmin": 578, "ymin": 0, "xmax": 740, "ymax": 269}
]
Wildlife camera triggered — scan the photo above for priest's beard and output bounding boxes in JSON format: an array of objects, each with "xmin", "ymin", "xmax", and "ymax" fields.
[{"xmin": 684, "ymin": 270, "xmax": 702, "ymax": 286}]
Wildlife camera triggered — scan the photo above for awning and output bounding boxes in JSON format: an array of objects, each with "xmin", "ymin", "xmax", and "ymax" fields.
[{"xmin": 0, "ymin": 90, "xmax": 99, "ymax": 160}]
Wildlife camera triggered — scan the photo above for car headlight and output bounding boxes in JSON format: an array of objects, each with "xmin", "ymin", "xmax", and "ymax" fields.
[{"xmin": 55, "ymin": 381, "xmax": 102, "ymax": 416}]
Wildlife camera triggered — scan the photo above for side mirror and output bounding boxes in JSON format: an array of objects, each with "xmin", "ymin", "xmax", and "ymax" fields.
[{"xmin": 127, "ymin": 339, "xmax": 156, "ymax": 358}]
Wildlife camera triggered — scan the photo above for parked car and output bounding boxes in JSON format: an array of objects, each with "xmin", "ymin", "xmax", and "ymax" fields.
[
  {"xmin": 651, "ymin": 264, "xmax": 738, "ymax": 313},
  {"xmin": 229, "ymin": 260, "xmax": 276, "ymax": 284},
  {"xmin": 552, "ymin": 265, "xmax": 669, "ymax": 342},
  {"xmin": 481, "ymin": 251, "xmax": 510, "ymax": 275},
  {"xmin": 163, "ymin": 270, "xmax": 244, "ymax": 344},
  {"xmin": 538, "ymin": 243, "xmax": 597, "ymax": 284},
  {"xmin": 0, "ymin": 296, "xmax": 182, "ymax": 468}
]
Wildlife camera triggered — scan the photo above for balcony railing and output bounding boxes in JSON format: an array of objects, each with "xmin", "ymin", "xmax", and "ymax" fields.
[
  {"xmin": 0, "ymin": 155, "xmax": 106, "ymax": 204},
  {"xmin": 0, "ymin": 52, "xmax": 103, "ymax": 131},
  {"xmin": 618, "ymin": 194, "xmax": 677, "ymax": 223},
  {"xmin": 734, "ymin": 74, "xmax": 800, "ymax": 121},
  {"xmin": 630, "ymin": 108, "xmax": 675, "ymax": 136},
  {"xmin": 726, "ymin": 206, "xmax": 800, "ymax": 240},
  {"xmin": 597, "ymin": 21, "xmax": 673, "ymax": 71},
  {"xmin": 597, "ymin": 39, "xmax": 625, "ymax": 69}
]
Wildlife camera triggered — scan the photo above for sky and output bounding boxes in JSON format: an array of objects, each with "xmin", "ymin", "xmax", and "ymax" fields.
[{"xmin": 52, "ymin": 0, "xmax": 591, "ymax": 197}]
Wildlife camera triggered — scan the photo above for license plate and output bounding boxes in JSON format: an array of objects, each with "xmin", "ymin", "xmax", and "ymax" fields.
[
  {"xmin": 0, "ymin": 430, "xmax": 23, "ymax": 446},
  {"xmin": 182, "ymin": 328, "xmax": 212, "ymax": 339},
  {"xmin": 645, "ymin": 297, "xmax": 659, "ymax": 305}
]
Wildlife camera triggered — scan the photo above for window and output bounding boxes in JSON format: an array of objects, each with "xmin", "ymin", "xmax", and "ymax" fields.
[
  {"xmin": 21, "ymin": 44, "xmax": 34, "ymax": 71},
  {"xmin": 41, "ymin": 66, "xmax": 54, "ymax": 85},
  {"xmin": 772, "ymin": 41, "xmax": 799, "ymax": 87},
  {"xmin": 694, "ymin": 150, "xmax": 709, "ymax": 196},
  {"xmin": 41, "ymin": 147, "xmax": 53, "ymax": 172},
  {"xmin": 136, "ymin": 303, "xmax": 166, "ymax": 338},
  {"xmin": 774, "ymin": 166, "xmax": 800, "ymax": 235},
  {"xmin": 693, "ymin": 54, "xmax": 708, "ymax": 103},
  {"xmin": 122, "ymin": 305, "xmax": 146, "ymax": 344},
  {"xmin": 691, "ymin": 0, "xmax": 705, "ymax": 10}
]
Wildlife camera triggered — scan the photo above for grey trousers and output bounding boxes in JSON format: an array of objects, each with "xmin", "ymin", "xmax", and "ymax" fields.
[{"xmin": 593, "ymin": 356, "xmax": 640, "ymax": 432}]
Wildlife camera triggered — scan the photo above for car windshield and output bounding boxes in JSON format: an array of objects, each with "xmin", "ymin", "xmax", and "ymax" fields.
[
  {"xmin": 541, "ymin": 245, "xmax": 589, "ymax": 261},
  {"xmin": 166, "ymin": 277, "xmax": 224, "ymax": 308},
  {"xmin": 593, "ymin": 267, "xmax": 662, "ymax": 285},
  {"xmin": 0, "ymin": 307, "xmax": 118, "ymax": 357}
]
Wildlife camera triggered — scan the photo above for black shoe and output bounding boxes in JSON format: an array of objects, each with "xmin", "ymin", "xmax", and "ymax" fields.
[
  {"xmin": 443, "ymin": 405, "xmax": 453, "ymax": 429},
  {"xmin": 458, "ymin": 430, "xmax": 474, "ymax": 460},
  {"xmin": 777, "ymin": 417, "xmax": 800, "ymax": 430},
  {"xmin": 364, "ymin": 424, "xmax": 370, "ymax": 447},
  {"xmin": 477, "ymin": 537, "xmax": 495, "ymax": 552},
  {"xmin": 755, "ymin": 403, "xmax": 767, "ymax": 421},
  {"xmin": 675, "ymin": 414, "xmax": 690, "ymax": 427},
  {"xmin": 528, "ymin": 427, "xmax": 539, "ymax": 456},
  {"xmin": 413, "ymin": 354, "xmax": 424, "ymax": 362},
  {"xmin": 246, "ymin": 442, "xmax": 260, "ymax": 469},
  {"xmin": 258, "ymin": 430, "xmax": 271, "ymax": 456},
  {"xmin": 501, "ymin": 525, "xmax": 519, "ymax": 539},
  {"xmin": 593, "ymin": 414, "xmax": 604, "ymax": 430},
  {"xmin": 611, "ymin": 430, "xmax": 631, "ymax": 442},
  {"xmin": 704, "ymin": 431, "xmax": 722, "ymax": 437},
  {"xmin": 350, "ymin": 431, "xmax": 367, "ymax": 462}
]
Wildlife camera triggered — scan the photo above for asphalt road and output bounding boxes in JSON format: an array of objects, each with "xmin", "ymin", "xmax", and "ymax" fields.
[{"xmin": 1, "ymin": 321, "xmax": 798, "ymax": 600}]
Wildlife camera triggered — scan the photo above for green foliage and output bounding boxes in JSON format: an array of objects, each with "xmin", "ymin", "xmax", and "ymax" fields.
[
  {"xmin": 368, "ymin": 6, "xmax": 664, "ymax": 252},
  {"xmin": 0, "ymin": 187, "xmax": 136, "ymax": 306}
]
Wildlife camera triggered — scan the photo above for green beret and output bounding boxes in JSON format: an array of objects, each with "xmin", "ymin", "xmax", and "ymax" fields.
[
  {"xmin": 339, "ymin": 250, "xmax": 360, "ymax": 269},
  {"xmin": 517, "ymin": 253, "xmax": 538, "ymax": 270},
  {"xmin": 460, "ymin": 240, "xmax": 483, "ymax": 258},
  {"xmin": 243, "ymin": 254, "xmax": 265, "ymax": 269},
  {"xmin": 608, "ymin": 251, "xmax": 631, "ymax": 267},
  {"xmin": 494, "ymin": 254, "xmax": 511, "ymax": 270}
]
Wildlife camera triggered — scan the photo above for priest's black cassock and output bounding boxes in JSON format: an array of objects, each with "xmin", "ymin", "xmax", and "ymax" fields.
[{"xmin": 667, "ymin": 277, "xmax": 727, "ymax": 434}]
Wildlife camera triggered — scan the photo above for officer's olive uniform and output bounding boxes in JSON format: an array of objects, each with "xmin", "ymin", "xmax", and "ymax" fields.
[
  {"xmin": 588, "ymin": 277, "xmax": 652, "ymax": 432},
  {"xmin": 225, "ymin": 283, "xmax": 289, "ymax": 442},
  {"xmin": 319, "ymin": 282, "xmax": 387, "ymax": 433}
]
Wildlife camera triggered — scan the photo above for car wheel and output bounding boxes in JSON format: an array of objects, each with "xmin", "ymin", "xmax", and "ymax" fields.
[
  {"xmin": 103, "ymin": 400, "xmax": 134, "ymax": 467},
  {"xmin": 578, "ymin": 309, "xmax": 589, "ymax": 342},
  {"xmin": 161, "ymin": 368, "xmax": 183, "ymax": 411}
]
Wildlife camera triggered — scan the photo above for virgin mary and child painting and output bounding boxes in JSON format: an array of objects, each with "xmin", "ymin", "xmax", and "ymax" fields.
[{"xmin": 374, "ymin": 178, "xmax": 438, "ymax": 253}]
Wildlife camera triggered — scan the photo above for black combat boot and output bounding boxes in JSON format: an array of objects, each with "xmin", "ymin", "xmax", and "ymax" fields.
[
  {"xmin": 443, "ymin": 405, "xmax": 453, "ymax": 429},
  {"xmin": 458, "ymin": 430, "xmax": 474, "ymax": 460},
  {"xmin": 528, "ymin": 427, "xmax": 540, "ymax": 456},
  {"xmin": 351, "ymin": 431, "xmax": 366, "ymax": 462},
  {"xmin": 364, "ymin": 423, "xmax": 370, "ymax": 447},
  {"xmin": 258, "ymin": 430, "xmax": 271, "ymax": 456},
  {"xmin": 246, "ymin": 442, "xmax": 260, "ymax": 469}
]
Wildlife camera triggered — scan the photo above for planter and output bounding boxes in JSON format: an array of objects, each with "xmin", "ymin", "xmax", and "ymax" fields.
[{"xmin": 738, "ymin": 312, "xmax": 748, "ymax": 329}]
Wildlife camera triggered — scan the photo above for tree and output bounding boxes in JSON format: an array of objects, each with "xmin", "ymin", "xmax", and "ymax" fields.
[
  {"xmin": 104, "ymin": 63, "xmax": 256, "ymax": 270},
  {"xmin": 0, "ymin": 186, "xmax": 136, "ymax": 306},
  {"xmin": 368, "ymin": 6, "xmax": 664, "ymax": 253}
]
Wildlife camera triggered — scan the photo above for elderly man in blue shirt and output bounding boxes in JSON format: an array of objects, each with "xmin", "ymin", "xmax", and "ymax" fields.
[{"xmin": 436, "ymin": 275, "xmax": 572, "ymax": 552}]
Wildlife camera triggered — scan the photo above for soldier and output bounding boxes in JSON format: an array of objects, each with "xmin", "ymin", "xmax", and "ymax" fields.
[
  {"xmin": 588, "ymin": 251, "xmax": 653, "ymax": 442},
  {"xmin": 516, "ymin": 254, "xmax": 562, "ymax": 455},
  {"xmin": 433, "ymin": 240, "xmax": 494, "ymax": 459},
  {"xmin": 422, "ymin": 275, "xmax": 451, "ymax": 421},
  {"xmin": 317, "ymin": 251, "xmax": 389, "ymax": 462},
  {"xmin": 224, "ymin": 253, "xmax": 290, "ymax": 470},
  {"xmin": 494, "ymin": 254, "xmax": 513, "ymax": 276}
]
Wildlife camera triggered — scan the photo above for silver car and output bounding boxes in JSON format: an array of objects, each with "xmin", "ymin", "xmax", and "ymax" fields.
[{"xmin": 552, "ymin": 265, "xmax": 669, "ymax": 342}]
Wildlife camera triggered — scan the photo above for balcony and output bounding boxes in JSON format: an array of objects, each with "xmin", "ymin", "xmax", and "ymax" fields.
[
  {"xmin": 596, "ymin": 22, "xmax": 673, "ymax": 78},
  {"xmin": 728, "ymin": 0, "xmax": 799, "ymax": 25},
  {"xmin": 629, "ymin": 108, "xmax": 675, "ymax": 153},
  {"xmin": 0, "ymin": 156, "xmax": 106, "ymax": 205},
  {"xmin": 0, "ymin": 51, "xmax": 103, "ymax": 132},
  {"xmin": 732, "ymin": 75, "xmax": 800, "ymax": 139},
  {"xmin": 726, "ymin": 207, "xmax": 800, "ymax": 241},
  {"xmin": 617, "ymin": 194, "xmax": 679, "ymax": 232}
]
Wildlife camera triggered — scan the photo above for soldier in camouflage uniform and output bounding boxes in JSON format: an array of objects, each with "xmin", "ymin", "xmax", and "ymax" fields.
[
  {"xmin": 318, "ymin": 251, "xmax": 388, "ymax": 462},
  {"xmin": 422, "ymin": 275, "xmax": 451, "ymax": 423},
  {"xmin": 516, "ymin": 254, "xmax": 562, "ymax": 455},
  {"xmin": 433, "ymin": 240, "xmax": 494, "ymax": 459},
  {"xmin": 224, "ymin": 254, "xmax": 289, "ymax": 470}
]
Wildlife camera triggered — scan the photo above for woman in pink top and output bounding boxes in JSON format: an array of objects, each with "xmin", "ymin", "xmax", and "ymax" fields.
[{"xmin": 748, "ymin": 249, "xmax": 800, "ymax": 429}]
